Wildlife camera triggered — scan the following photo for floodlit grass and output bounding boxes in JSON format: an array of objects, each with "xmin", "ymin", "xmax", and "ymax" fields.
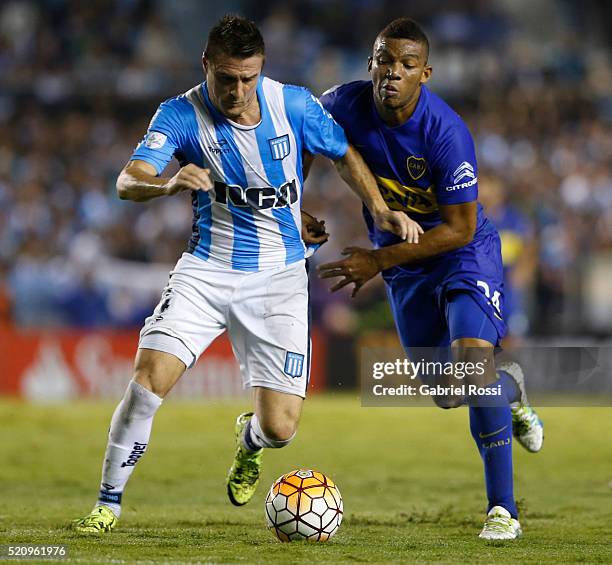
[{"xmin": 1, "ymin": 396, "xmax": 610, "ymax": 563}]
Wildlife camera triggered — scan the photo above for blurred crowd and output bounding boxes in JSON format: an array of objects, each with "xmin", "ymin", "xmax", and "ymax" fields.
[{"xmin": 1, "ymin": 0, "xmax": 611, "ymax": 336}]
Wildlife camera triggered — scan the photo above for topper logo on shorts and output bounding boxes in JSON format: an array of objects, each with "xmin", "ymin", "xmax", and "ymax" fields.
[
  {"xmin": 284, "ymin": 352, "xmax": 304, "ymax": 378},
  {"xmin": 154, "ymin": 288, "xmax": 173, "ymax": 322},
  {"xmin": 121, "ymin": 441, "xmax": 147, "ymax": 468}
]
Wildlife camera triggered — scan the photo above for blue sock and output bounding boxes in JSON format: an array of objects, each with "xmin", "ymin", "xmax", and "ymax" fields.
[
  {"xmin": 496, "ymin": 370, "xmax": 521, "ymax": 404},
  {"xmin": 242, "ymin": 419, "xmax": 261, "ymax": 452},
  {"xmin": 469, "ymin": 383, "xmax": 518, "ymax": 518}
]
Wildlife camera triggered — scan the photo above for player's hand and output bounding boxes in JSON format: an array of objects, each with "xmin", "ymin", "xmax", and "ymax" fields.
[
  {"xmin": 301, "ymin": 210, "xmax": 329, "ymax": 245},
  {"xmin": 317, "ymin": 247, "xmax": 380, "ymax": 298},
  {"xmin": 373, "ymin": 209, "xmax": 423, "ymax": 243},
  {"xmin": 163, "ymin": 164, "xmax": 213, "ymax": 196}
]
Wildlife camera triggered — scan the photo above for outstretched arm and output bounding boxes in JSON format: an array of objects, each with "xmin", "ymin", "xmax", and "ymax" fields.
[
  {"xmin": 374, "ymin": 201, "xmax": 476, "ymax": 269},
  {"xmin": 116, "ymin": 160, "xmax": 213, "ymax": 202},
  {"xmin": 318, "ymin": 201, "xmax": 476, "ymax": 296}
]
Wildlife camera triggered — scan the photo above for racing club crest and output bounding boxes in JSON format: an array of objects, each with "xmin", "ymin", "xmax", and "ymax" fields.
[
  {"xmin": 407, "ymin": 156, "xmax": 427, "ymax": 180},
  {"xmin": 269, "ymin": 134, "xmax": 290, "ymax": 160}
]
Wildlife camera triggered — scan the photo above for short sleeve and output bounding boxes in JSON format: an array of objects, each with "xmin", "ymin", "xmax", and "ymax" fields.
[
  {"xmin": 302, "ymin": 91, "xmax": 348, "ymax": 160},
  {"xmin": 319, "ymin": 84, "xmax": 341, "ymax": 118},
  {"xmin": 431, "ymin": 123, "xmax": 479, "ymax": 206},
  {"xmin": 131, "ymin": 99, "xmax": 183, "ymax": 175}
]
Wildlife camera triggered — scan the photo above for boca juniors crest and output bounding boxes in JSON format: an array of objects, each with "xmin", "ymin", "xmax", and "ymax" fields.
[
  {"xmin": 407, "ymin": 156, "xmax": 427, "ymax": 180},
  {"xmin": 269, "ymin": 134, "xmax": 290, "ymax": 160}
]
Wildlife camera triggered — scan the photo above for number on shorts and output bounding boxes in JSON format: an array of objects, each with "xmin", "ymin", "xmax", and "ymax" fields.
[{"xmin": 476, "ymin": 280, "xmax": 501, "ymax": 315}]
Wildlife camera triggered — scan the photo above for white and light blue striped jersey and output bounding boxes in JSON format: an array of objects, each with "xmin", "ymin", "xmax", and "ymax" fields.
[{"xmin": 131, "ymin": 76, "xmax": 348, "ymax": 271}]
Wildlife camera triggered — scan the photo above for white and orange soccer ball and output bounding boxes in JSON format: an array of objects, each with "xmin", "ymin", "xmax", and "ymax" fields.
[{"xmin": 265, "ymin": 469, "xmax": 343, "ymax": 542}]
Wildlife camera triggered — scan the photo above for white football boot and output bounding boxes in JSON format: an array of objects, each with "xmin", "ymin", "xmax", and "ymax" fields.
[
  {"xmin": 479, "ymin": 506, "xmax": 522, "ymax": 540},
  {"xmin": 498, "ymin": 361, "xmax": 544, "ymax": 452}
]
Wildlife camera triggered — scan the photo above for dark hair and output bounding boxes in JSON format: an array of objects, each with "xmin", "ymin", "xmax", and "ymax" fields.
[
  {"xmin": 378, "ymin": 18, "xmax": 429, "ymax": 61},
  {"xmin": 205, "ymin": 14, "xmax": 265, "ymax": 60}
]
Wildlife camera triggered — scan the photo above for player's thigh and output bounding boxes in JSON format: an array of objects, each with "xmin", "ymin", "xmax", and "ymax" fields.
[
  {"xmin": 133, "ymin": 348, "xmax": 187, "ymax": 397},
  {"xmin": 140, "ymin": 253, "xmax": 229, "ymax": 368},
  {"xmin": 446, "ymin": 290, "xmax": 500, "ymax": 345},
  {"xmin": 447, "ymin": 292, "xmax": 497, "ymax": 386},
  {"xmin": 441, "ymin": 231, "xmax": 507, "ymax": 343},
  {"xmin": 253, "ymin": 386, "xmax": 304, "ymax": 440},
  {"xmin": 229, "ymin": 260, "xmax": 310, "ymax": 399},
  {"xmin": 385, "ymin": 274, "xmax": 449, "ymax": 349}
]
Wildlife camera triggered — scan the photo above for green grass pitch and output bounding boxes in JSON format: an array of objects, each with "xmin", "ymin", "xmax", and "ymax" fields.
[{"xmin": 1, "ymin": 396, "xmax": 610, "ymax": 563}]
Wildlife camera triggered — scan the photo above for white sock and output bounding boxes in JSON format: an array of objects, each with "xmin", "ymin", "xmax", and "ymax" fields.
[
  {"xmin": 96, "ymin": 380, "xmax": 163, "ymax": 517},
  {"xmin": 241, "ymin": 413, "xmax": 295, "ymax": 451}
]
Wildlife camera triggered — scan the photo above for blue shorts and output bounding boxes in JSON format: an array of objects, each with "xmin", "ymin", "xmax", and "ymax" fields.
[{"xmin": 384, "ymin": 231, "xmax": 507, "ymax": 348}]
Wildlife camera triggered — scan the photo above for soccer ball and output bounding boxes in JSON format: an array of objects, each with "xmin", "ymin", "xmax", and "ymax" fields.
[{"xmin": 265, "ymin": 469, "xmax": 343, "ymax": 542}]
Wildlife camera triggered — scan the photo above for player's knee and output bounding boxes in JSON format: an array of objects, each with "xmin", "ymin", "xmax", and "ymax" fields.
[
  {"xmin": 259, "ymin": 419, "xmax": 297, "ymax": 446},
  {"xmin": 133, "ymin": 349, "xmax": 185, "ymax": 398},
  {"xmin": 133, "ymin": 363, "xmax": 175, "ymax": 398},
  {"xmin": 432, "ymin": 394, "xmax": 464, "ymax": 410}
]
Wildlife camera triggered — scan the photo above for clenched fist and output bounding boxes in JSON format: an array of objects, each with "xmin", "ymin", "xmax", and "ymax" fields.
[{"xmin": 163, "ymin": 164, "xmax": 214, "ymax": 196}]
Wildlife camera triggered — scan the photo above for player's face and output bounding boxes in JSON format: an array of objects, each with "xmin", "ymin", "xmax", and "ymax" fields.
[
  {"xmin": 369, "ymin": 37, "xmax": 431, "ymax": 112},
  {"xmin": 204, "ymin": 53, "xmax": 264, "ymax": 119}
]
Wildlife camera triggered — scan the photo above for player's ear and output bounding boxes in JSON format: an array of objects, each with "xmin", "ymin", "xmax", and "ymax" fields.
[
  {"xmin": 202, "ymin": 51, "xmax": 209, "ymax": 73},
  {"xmin": 367, "ymin": 56, "xmax": 373, "ymax": 73},
  {"xmin": 420, "ymin": 64, "xmax": 432, "ymax": 85}
]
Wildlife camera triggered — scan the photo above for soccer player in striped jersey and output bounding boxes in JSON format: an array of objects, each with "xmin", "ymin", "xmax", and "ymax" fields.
[
  {"xmin": 73, "ymin": 15, "xmax": 421, "ymax": 533},
  {"xmin": 317, "ymin": 18, "xmax": 543, "ymax": 540}
]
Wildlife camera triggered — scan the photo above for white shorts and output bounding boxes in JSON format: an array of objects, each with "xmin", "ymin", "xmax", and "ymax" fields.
[{"xmin": 139, "ymin": 253, "xmax": 310, "ymax": 397}]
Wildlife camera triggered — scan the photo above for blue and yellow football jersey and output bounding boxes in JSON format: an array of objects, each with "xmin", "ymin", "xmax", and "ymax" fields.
[
  {"xmin": 321, "ymin": 81, "xmax": 496, "ymax": 260},
  {"xmin": 321, "ymin": 82, "xmax": 507, "ymax": 345}
]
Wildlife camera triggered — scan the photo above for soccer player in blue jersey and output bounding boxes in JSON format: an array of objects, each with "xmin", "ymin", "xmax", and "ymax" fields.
[
  {"xmin": 72, "ymin": 15, "xmax": 421, "ymax": 533},
  {"xmin": 318, "ymin": 18, "xmax": 544, "ymax": 540}
]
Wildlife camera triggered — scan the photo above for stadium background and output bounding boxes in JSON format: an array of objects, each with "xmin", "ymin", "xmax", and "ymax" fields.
[
  {"xmin": 1, "ymin": 2, "xmax": 611, "ymax": 563},
  {"xmin": 0, "ymin": 0, "xmax": 611, "ymax": 397}
]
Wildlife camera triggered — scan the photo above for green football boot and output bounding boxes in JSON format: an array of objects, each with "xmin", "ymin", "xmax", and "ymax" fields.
[
  {"xmin": 72, "ymin": 506, "xmax": 117, "ymax": 533},
  {"xmin": 226, "ymin": 412, "xmax": 263, "ymax": 506}
]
